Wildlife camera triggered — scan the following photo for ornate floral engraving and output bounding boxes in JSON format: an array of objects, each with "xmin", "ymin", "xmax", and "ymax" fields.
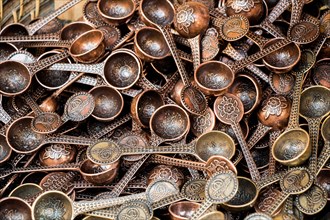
[
  {"xmin": 217, "ymin": 96, "xmax": 240, "ymax": 121},
  {"xmin": 192, "ymin": 111, "xmax": 212, "ymax": 134},
  {"xmin": 149, "ymin": 166, "xmax": 184, "ymax": 184},
  {"xmin": 176, "ymin": 5, "xmax": 195, "ymax": 34},
  {"xmin": 0, "ymin": 209, "xmax": 24, "ymax": 220},
  {"xmin": 43, "ymin": 145, "xmax": 71, "ymax": 160},
  {"xmin": 226, "ymin": 0, "xmax": 257, "ymax": 13},
  {"xmin": 262, "ymin": 96, "xmax": 288, "ymax": 119},
  {"xmin": 35, "ymin": 197, "xmax": 66, "ymax": 220}
]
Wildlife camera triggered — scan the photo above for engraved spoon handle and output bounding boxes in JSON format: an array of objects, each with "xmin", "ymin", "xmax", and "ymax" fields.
[
  {"xmin": 149, "ymin": 154, "xmax": 206, "ymax": 171},
  {"xmin": 21, "ymin": 40, "xmax": 72, "ymax": 48},
  {"xmin": 121, "ymin": 143, "xmax": 195, "ymax": 156},
  {"xmin": 72, "ymin": 193, "xmax": 147, "ymax": 217},
  {"xmin": 159, "ymin": 25, "xmax": 190, "ymax": 86},
  {"xmin": 89, "ymin": 114, "xmax": 131, "ymax": 139},
  {"xmin": 188, "ymin": 35, "xmax": 201, "ymax": 71},
  {"xmin": 222, "ymin": 43, "xmax": 269, "ymax": 83},
  {"xmin": 255, "ymin": 170, "xmax": 285, "ymax": 189},
  {"xmin": 190, "ymin": 200, "xmax": 213, "ymax": 220},
  {"xmin": 230, "ymin": 38, "xmax": 291, "ymax": 73},
  {"xmin": 265, "ymin": 191, "xmax": 290, "ymax": 216},
  {"xmin": 0, "ymin": 33, "xmax": 60, "ymax": 42},
  {"xmin": 26, "ymin": 51, "xmax": 70, "ymax": 75},
  {"xmin": 247, "ymin": 122, "xmax": 272, "ymax": 150},
  {"xmin": 316, "ymin": 141, "xmax": 330, "ymax": 176},
  {"xmin": 268, "ymin": 130, "xmax": 281, "ymax": 176},
  {"xmin": 104, "ymin": 155, "xmax": 149, "ymax": 198},
  {"xmin": 152, "ymin": 193, "xmax": 186, "ymax": 210},
  {"xmin": 0, "ymin": 106, "xmax": 11, "ymax": 124},
  {"xmin": 23, "ymin": 93, "xmax": 43, "ymax": 115},
  {"xmin": 307, "ymin": 118, "xmax": 323, "ymax": 175},
  {"xmin": 232, "ymin": 122, "xmax": 261, "ymax": 181},
  {"xmin": 48, "ymin": 62, "xmax": 104, "ymax": 75},
  {"xmin": 45, "ymin": 134, "xmax": 96, "ymax": 145},
  {"xmin": 267, "ymin": 0, "xmax": 291, "ymax": 23}
]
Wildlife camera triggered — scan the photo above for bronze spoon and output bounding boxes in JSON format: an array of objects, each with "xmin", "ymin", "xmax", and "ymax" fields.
[
  {"xmin": 140, "ymin": 0, "xmax": 208, "ymax": 115},
  {"xmin": 299, "ymin": 86, "xmax": 330, "ymax": 175},
  {"xmin": 32, "ymin": 179, "xmax": 178, "ymax": 220},
  {"xmin": 272, "ymin": 50, "xmax": 316, "ymax": 167}
]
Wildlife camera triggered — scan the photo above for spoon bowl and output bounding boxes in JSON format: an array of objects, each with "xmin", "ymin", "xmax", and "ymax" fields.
[
  {"xmin": 134, "ymin": 27, "xmax": 170, "ymax": 61},
  {"xmin": 60, "ymin": 21, "xmax": 94, "ymax": 41},
  {"xmin": 0, "ymin": 197, "xmax": 32, "ymax": 220},
  {"xmin": 169, "ymin": 201, "xmax": 201, "ymax": 220},
  {"xmin": 222, "ymin": 176, "xmax": 259, "ymax": 211},
  {"xmin": 263, "ymin": 39, "xmax": 301, "ymax": 74},
  {"xmin": 194, "ymin": 61, "xmax": 234, "ymax": 96},
  {"xmin": 195, "ymin": 131, "xmax": 236, "ymax": 161},
  {"xmin": 32, "ymin": 190, "xmax": 73, "ymax": 220},
  {"xmin": 131, "ymin": 89, "xmax": 164, "ymax": 128},
  {"xmin": 89, "ymin": 86, "xmax": 124, "ymax": 121},
  {"xmin": 69, "ymin": 29, "xmax": 105, "ymax": 63},
  {"xmin": 300, "ymin": 86, "xmax": 330, "ymax": 120},
  {"xmin": 150, "ymin": 104, "xmax": 190, "ymax": 141},
  {"xmin": 98, "ymin": 0, "xmax": 136, "ymax": 25},
  {"xmin": 272, "ymin": 128, "xmax": 311, "ymax": 166},
  {"xmin": 103, "ymin": 49, "xmax": 141, "ymax": 90},
  {"xmin": 140, "ymin": 0, "xmax": 175, "ymax": 27}
]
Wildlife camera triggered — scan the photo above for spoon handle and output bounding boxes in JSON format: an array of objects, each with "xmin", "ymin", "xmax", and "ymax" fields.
[
  {"xmin": 121, "ymin": 143, "xmax": 195, "ymax": 155},
  {"xmin": 316, "ymin": 141, "xmax": 330, "ymax": 176},
  {"xmin": 245, "ymin": 31, "xmax": 270, "ymax": 48},
  {"xmin": 259, "ymin": 20, "xmax": 285, "ymax": 38},
  {"xmin": 48, "ymin": 62, "xmax": 104, "ymax": 75},
  {"xmin": 222, "ymin": 43, "xmax": 269, "ymax": 83},
  {"xmin": 72, "ymin": 193, "xmax": 147, "ymax": 217},
  {"xmin": 308, "ymin": 118, "xmax": 323, "ymax": 175},
  {"xmin": 23, "ymin": 93, "xmax": 44, "ymax": 115},
  {"xmin": 255, "ymin": 169, "xmax": 285, "ymax": 190},
  {"xmin": 0, "ymin": 87, "xmax": 45, "ymax": 135},
  {"xmin": 188, "ymin": 35, "xmax": 201, "ymax": 71},
  {"xmin": 231, "ymin": 38, "xmax": 291, "ymax": 73},
  {"xmin": 0, "ymin": 33, "xmax": 60, "ymax": 43},
  {"xmin": 290, "ymin": 0, "xmax": 305, "ymax": 25},
  {"xmin": 247, "ymin": 122, "xmax": 272, "ymax": 150},
  {"xmin": 46, "ymin": 134, "xmax": 96, "ymax": 145},
  {"xmin": 265, "ymin": 191, "xmax": 290, "ymax": 216},
  {"xmin": 232, "ymin": 122, "xmax": 261, "ymax": 181},
  {"xmin": 267, "ymin": 0, "xmax": 291, "ymax": 23},
  {"xmin": 89, "ymin": 114, "xmax": 131, "ymax": 139},
  {"xmin": 159, "ymin": 25, "xmax": 190, "ymax": 86},
  {"xmin": 149, "ymin": 154, "xmax": 206, "ymax": 171},
  {"xmin": 286, "ymin": 71, "xmax": 305, "ymax": 130},
  {"xmin": 190, "ymin": 200, "xmax": 213, "ymax": 220},
  {"xmin": 100, "ymin": 155, "xmax": 149, "ymax": 198},
  {"xmin": 268, "ymin": 130, "xmax": 281, "ymax": 176},
  {"xmin": 151, "ymin": 193, "xmax": 186, "ymax": 210},
  {"xmin": 0, "ymin": 106, "xmax": 11, "ymax": 124},
  {"xmin": 21, "ymin": 40, "xmax": 72, "ymax": 48},
  {"xmin": 27, "ymin": 51, "xmax": 70, "ymax": 75},
  {"xmin": 11, "ymin": 163, "xmax": 79, "ymax": 174},
  {"xmin": 233, "ymin": 122, "xmax": 272, "ymax": 172},
  {"xmin": 26, "ymin": 0, "xmax": 83, "ymax": 35}
]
